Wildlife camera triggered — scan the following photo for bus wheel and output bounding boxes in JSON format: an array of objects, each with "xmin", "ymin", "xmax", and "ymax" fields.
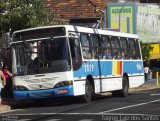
[
  {"xmin": 83, "ymin": 80, "xmax": 93, "ymax": 103},
  {"xmin": 120, "ymin": 76, "xmax": 129, "ymax": 97}
]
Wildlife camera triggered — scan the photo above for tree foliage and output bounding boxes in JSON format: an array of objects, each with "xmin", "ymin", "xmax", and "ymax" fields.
[
  {"xmin": 0, "ymin": 0, "xmax": 65, "ymax": 36},
  {"xmin": 140, "ymin": 41, "xmax": 153, "ymax": 62}
]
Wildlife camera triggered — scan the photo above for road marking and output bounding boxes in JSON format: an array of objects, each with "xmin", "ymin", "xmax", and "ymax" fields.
[
  {"xmin": 46, "ymin": 119, "xmax": 61, "ymax": 121},
  {"xmin": 0, "ymin": 109, "xmax": 23, "ymax": 114},
  {"xmin": 13, "ymin": 113, "xmax": 103, "ymax": 116},
  {"xmin": 18, "ymin": 119, "xmax": 61, "ymax": 121},
  {"xmin": 18, "ymin": 119, "xmax": 31, "ymax": 121},
  {"xmin": 79, "ymin": 119, "xmax": 94, "ymax": 121},
  {"xmin": 100, "ymin": 99, "xmax": 160, "ymax": 113},
  {"xmin": 150, "ymin": 93, "xmax": 160, "ymax": 96},
  {"xmin": 12, "ymin": 112, "xmax": 158, "ymax": 116}
]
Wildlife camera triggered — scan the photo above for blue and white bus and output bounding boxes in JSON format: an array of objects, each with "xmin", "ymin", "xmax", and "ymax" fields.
[{"xmin": 11, "ymin": 25, "xmax": 144, "ymax": 102}]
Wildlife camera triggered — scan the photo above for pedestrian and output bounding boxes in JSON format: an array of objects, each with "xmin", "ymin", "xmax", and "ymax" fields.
[
  {"xmin": 144, "ymin": 64, "xmax": 151, "ymax": 82},
  {"xmin": 103, "ymin": 48, "xmax": 111, "ymax": 59},
  {"xmin": 2, "ymin": 63, "xmax": 13, "ymax": 98},
  {"xmin": 0, "ymin": 67, "xmax": 6, "ymax": 104}
]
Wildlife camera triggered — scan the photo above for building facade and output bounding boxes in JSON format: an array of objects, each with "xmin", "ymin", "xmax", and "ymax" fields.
[{"xmin": 43, "ymin": 0, "xmax": 140, "ymax": 27}]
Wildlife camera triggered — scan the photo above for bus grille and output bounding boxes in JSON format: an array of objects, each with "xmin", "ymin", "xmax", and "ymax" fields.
[
  {"xmin": 28, "ymin": 83, "xmax": 53, "ymax": 90},
  {"xmin": 23, "ymin": 78, "xmax": 56, "ymax": 90},
  {"xmin": 24, "ymin": 79, "xmax": 40, "ymax": 83}
]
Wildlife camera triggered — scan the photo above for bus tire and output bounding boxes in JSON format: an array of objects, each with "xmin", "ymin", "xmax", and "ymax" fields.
[
  {"xmin": 120, "ymin": 76, "xmax": 129, "ymax": 97},
  {"xmin": 83, "ymin": 80, "xmax": 94, "ymax": 103}
]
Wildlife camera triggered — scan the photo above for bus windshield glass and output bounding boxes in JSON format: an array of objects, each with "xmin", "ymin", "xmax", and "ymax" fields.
[
  {"xmin": 13, "ymin": 27, "xmax": 65, "ymax": 42},
  {"xmin": 12, "ymin": 37, "xmax": 71, "ymax": 75}
]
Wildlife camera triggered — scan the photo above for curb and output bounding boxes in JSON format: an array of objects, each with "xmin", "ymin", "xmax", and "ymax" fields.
[
  {"xmin": 0, "ymin": 104, "xmax": 11, "ymax": 113},
  {"xmin": 100, "ymin": 84, "xmax": 160, "ymax": 96},
  {"xmin": 129, "ymin": 84, "xmax": 160, "ymax": 92},
  {"xmin": 0, "ymin": 98, "xmax": 14, "ymax": 113}
]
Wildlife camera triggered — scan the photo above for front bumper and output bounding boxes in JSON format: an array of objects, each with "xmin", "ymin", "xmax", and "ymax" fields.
[{"xmin": 13, "ymin": 85, "xmax": 74, "ymax": 100}]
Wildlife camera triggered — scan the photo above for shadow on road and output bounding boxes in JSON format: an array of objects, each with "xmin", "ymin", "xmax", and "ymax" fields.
[{"xmin": 2, "ymin": 93, "xmax": 114, "ymax": 110}]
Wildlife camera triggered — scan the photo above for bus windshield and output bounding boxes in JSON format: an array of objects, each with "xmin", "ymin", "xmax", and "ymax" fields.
[{"xmin": 12, "ymin": 37, "xmax": 71, "ymax": 75}]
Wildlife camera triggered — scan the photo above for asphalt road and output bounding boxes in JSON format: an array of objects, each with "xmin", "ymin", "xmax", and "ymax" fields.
[{"xmin": 0, "ymin": 88, "xmax": 160, "ymax": 121}]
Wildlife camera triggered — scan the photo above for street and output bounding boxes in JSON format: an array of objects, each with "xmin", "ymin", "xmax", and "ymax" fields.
[{"xmin": 0, "ymin": 88, "xmax": 160, "ymax": 121}]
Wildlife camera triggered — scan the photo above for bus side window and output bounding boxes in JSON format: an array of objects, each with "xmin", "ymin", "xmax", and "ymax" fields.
[
  {"xmin": 69, "ymin": 37, "xmax": 82, "ymax": 71},
  {"xmin": 111, "ymin": 37, "xmax": 122, "ymax": 59},
  {"xmin": 120, "ymin": 38, "xmax": 129, "ymax": 59},
  {"xmin": 80, "ymin": 34, "xmax": 92, "ymax": 59},
  {"xmin": 90, "ymin": 35, "xmax": 101, "ymax": 59},
  {"xmin": 128, "ymin": 38, "xmax": 136, "ymax": 59},
  {"xmin": 101, "ymin": 36, "xmax": 112, "ymax": 59}
]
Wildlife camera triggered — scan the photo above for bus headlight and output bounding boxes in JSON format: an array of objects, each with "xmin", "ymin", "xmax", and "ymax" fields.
[
  {"xmin": 14, "ymin": 86, "xmax": 29, "ymax": 91},
  {"xmin": 54, "ymin": 80, "xmax": 73, "ymax": 88}
]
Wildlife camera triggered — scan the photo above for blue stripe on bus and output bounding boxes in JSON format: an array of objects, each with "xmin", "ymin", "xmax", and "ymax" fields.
[
  {"xmin": 123, "ymin": 61, "xmax": 144, "ymax": 74},
  {"xmin": 13, "ymin": 85, "xmax": 74, "ymax": 100},
  {"xmin": 73, "ymin": 60, "xmax": 143, "ymax": 78},
  {"xmin": 73, "ymin": 61, "xmax": 112, "ymax": 78}
]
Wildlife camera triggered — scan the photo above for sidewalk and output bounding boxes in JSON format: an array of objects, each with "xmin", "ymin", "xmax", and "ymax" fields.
[
  {"xmin": 129, "ymin": 78, "xmax": 160, "ymax": 92},
  {"xmin": 0, "ymin": 78, "xmax": 160, "ymax": 113},
  {"xmin": 0, "ymin": 97, "xmax": 13, "ymax": 113},
  {"xmin": 0, "ymin": 104, "xmax": 11, "ymax": 113}
]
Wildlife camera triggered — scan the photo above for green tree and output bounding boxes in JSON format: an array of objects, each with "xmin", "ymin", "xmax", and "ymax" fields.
[
  {"xmin": 0, "ymin": 0, "xmax": 65, "ymax": 36},
  {"xmin": 0, "ymin": 1, "xmax": 8, "ymax": 35},
  {"xmin": 140, "ymin": 41, "xmax": 153, "ymax": 64}
]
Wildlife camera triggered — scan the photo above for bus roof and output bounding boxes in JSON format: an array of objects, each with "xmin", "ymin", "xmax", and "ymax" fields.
[{"xmin": 12, "ymin": 25, "xmax": 139, "ymax": 39}]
